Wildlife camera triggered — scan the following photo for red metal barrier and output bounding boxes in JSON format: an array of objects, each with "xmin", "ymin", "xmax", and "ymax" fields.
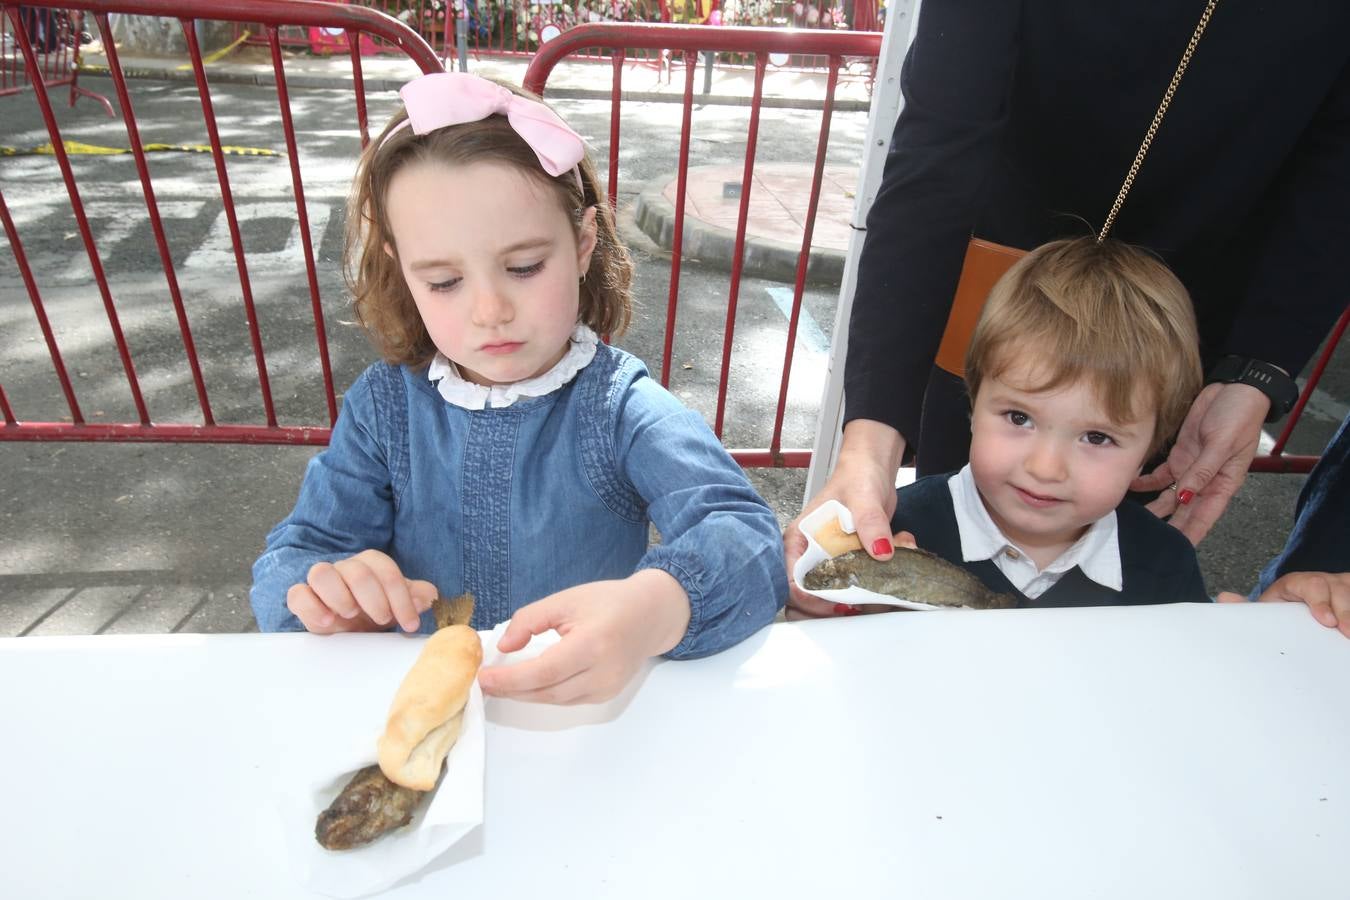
[
  {"xmin": 1249, "ymin": 304, "xmax": 1350, "ymax": 474},
  {"xmin": 527, "ymin": 22, "xmax": 879, "ymax": 467},
  {"xmin": 1, "ymin": 5, "xmax": 114, "ymax": 114},
  {"xmin": 1, "ymin": 0, "xmax": 440, "ymax": 445},
  {"xmin": 233, "ymin": 0, "xmax": 672, "ymax": 61}
]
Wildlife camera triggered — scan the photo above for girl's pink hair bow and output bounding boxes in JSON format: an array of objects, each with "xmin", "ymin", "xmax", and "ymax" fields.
[{"xmin": 387, "ymin": 71, "xmax": 587, "ymax": 182}]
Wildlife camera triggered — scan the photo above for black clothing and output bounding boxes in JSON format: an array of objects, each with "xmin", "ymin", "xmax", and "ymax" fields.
[
  {"xmin": 846, "ymin": 1, "xmax": 1350, "ymax": 470},
  {"xmin": 890, "ymin": 474, "xmax": 1210, "ymax": 607}
]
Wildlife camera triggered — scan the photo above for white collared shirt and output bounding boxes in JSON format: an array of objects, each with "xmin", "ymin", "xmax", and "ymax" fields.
[
  {"xmin": 427, "ymin": 324, "xmax": 599, "ymax": 410},
  {"xmin": 947, "ymin": 464, "xmax": 1123, "ymax": 599}
]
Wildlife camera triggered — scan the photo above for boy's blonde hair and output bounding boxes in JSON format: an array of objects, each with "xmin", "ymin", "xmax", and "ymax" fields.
[
  {"xmin": 964, "ymin": 237, "xmax": 1202, "ymax": 457},
  {"xmin": 344, "ymin": 83, "xmax": 633, "ymax": 367}
]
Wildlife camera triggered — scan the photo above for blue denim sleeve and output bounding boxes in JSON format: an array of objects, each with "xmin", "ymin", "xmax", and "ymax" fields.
[
  {"xmin": 249, "ymin": 370, "xmax": 398, "ymax": 631},
  {"xmin": 614, "ymin": 376, "xmax": 786, "ymax": 659}
]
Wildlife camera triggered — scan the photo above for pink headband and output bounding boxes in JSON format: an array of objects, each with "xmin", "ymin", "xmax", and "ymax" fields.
[{"xmin": 386, "ymin": 72, "xmax": 586, "ymax": 192}]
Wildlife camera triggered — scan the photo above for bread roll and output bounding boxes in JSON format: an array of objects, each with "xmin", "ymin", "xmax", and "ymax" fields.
[
  {"xmin": 814, "ymin": 518, "xmax": 865, "ymax": 557},
  {"xmin": 377, "ymin": 624, "xmax": 483, "ymax": 791}
]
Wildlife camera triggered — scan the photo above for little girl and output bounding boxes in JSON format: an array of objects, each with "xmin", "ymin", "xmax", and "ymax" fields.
[{"xmin": 251, "ymin": 72, "xmax": 787, "ymax": 704}]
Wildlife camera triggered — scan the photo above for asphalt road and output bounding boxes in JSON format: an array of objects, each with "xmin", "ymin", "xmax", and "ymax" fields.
[{"xmin": 2, "ymin": 73, "xmax": 1346, "ymax": 636}]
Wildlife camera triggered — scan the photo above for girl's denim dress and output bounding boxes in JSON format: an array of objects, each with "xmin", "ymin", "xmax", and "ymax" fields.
[{"xmin": 251, "ymin": 343, "xmax": 786, "ymax": 658}]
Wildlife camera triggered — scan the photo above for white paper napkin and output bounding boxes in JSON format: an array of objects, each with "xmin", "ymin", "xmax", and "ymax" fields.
[
  {"xmin": 793, "ymin": 498, "xmax": 949, "ymax": 611},
  {"xmin": 278, "ymin": 653, "xmax": 487, "ymax": 898},
  {"xmin": 279, "ymin": 623, "xmax": 650, "ymax": 897},
  {"xmin": 479, "ymin": 621, "xmax": 652, "ymax": 730}
]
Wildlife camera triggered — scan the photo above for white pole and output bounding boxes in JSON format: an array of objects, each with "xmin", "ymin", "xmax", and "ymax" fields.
[{"xmin": 803, "ymin": 0, "xmax": 923, "ymax": 504}]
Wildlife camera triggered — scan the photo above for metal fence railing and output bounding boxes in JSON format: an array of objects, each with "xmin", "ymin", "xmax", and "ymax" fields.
[
  {"xmin": 2, "ymin": 0, "xmax": 440, "ymax": 444},
  {"xmin": 1, "ymin": 4, "xmax": 114, "ymax": 114},
  {"xmin": 527, "ymin": 22, "xmax": 881, "ymax": 468}
]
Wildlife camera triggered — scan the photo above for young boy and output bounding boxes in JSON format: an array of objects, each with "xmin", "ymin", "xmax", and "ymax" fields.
[{"xmin": 889, "ymin": 237, "xmax": 1208, "ymax": 605}]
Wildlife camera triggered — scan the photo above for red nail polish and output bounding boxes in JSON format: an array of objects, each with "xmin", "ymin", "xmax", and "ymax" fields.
[
  {"xmin": 833, "ymin": 603, "xmax": 857, "ymax": 616},
  {"xmin": 1177, "ymin": 489, "xmax": 1195, "ymax": 505},
  {"xmin": 871, "ymin": 538, "xmax": 893, "ymax": 556}
]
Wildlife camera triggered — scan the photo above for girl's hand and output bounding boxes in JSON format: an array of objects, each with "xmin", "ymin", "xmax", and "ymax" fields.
[
  {"xmin": 786, "ymin": 419, "xmax": 904, "ymax": 620},
  {"xmin": 286, "ymin": 549, "xmax": 437, "ymax": 634},
  {"xmin": 477, "ymin": 569, "xmax": 691, "ymax": 705},
  {"xmin": 1218, "ymin": 571, "xmax": 1350, "ymax": 639}
]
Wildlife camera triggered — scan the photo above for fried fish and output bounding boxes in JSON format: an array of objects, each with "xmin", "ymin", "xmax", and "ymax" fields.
[
  {"xmin": 804, "ymin": 547, "xmax": 1017, "ymax": 610},
  {"xmin": 314, "ymin": 593, "xmax": 477, "ymax": 850},
  {"xmin": 314, "ymin": 764, "xmax": 426, "ymax": 851}
]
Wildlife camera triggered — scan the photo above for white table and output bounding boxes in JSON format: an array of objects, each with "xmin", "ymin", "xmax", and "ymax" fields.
[{"xmin": 4, "ymin": 603, "xmax": 1348, "ymax": 899}]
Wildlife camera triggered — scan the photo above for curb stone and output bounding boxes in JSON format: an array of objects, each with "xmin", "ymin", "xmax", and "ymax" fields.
[{"xmin": 633, "ymin": 174, "xmax": 847, "ymax": 285}]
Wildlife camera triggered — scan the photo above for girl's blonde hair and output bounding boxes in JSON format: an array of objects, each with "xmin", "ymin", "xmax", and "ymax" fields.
[
  {"xmin": 344, "ymin": 83, "xmax": 633, "ymax": 367},
  {"xmin": 964, "ymin": 237, "xmax": 1202, "ymax": 457}
]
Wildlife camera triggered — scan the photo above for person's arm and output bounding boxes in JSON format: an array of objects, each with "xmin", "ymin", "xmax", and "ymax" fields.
[
  {"xmin": 614, "ymin": 378, "xmax": 787, "ymax": 658},
  {"xmin": 785, "ymin": 2, "xmax": 1022, "ymax": 617},
  {"xmin": 1217, "ymin": 58, "xmax": 1350, "ymax": 380},
  {"xmin": 613, "ymin": 376, "xmax": 785, "ymax": 658},
  {"xmin": 844, "ymin": 0, "xmax": 1022, "ymax": 441},
  {"xmin": 785, "ymin": 419, "xmax": 905, "ymax": 619},
  {"xmin": 1136, "ymin": 62, "xmax": 1350, "ymax": 544},
  {"xmin": 249, "ymin": 369, "xmax": 401, "ymax": 632},
  {"xmin": 475, "ymin": 374, "xmax": 785, "ymax": 705}
]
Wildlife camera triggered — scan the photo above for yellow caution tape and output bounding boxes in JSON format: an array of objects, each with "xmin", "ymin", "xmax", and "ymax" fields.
[
  {"xmin": 176, "ymin": 30, "xmax": 252, "ymax": 70},
  {"xmin": 1, "ymin": 140, "xmax": 282, "ymax": 157}
]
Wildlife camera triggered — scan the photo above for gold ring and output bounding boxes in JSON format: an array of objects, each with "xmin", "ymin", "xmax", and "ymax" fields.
[{"xmin": 1168, "ymin": 482, "xmax": 1178, "ymax": 492}]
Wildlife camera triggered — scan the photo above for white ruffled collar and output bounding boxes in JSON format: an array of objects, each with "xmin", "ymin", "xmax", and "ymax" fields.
[{"xmin": 427, "ymin": 324, "xmax": 599, "ymax": 410}]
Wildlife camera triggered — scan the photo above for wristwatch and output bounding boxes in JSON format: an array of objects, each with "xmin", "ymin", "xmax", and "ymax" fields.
[{"xmin": 1206, "ymin": 356, "xmax": 1300, "ymax": 423}]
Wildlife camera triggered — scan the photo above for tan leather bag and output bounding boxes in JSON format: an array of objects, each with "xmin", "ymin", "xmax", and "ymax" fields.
[
  {"xmin": 935, "ymin": 238, "xmax": 1025, "ymax": 377},
  {"xmin": 932, "ymin": 0, "xmax": 1218, "ymax": 379}
]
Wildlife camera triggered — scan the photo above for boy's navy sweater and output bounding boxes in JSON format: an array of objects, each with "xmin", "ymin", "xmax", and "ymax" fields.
[{"xmin": 890, "ymin": 475, "xmax": 1208, "ymax": 607}]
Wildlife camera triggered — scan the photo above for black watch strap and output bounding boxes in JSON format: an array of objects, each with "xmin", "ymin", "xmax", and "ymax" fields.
[{"xmin": 1207, "ymin": 356, "xmax": 1300, "ymax": 423}]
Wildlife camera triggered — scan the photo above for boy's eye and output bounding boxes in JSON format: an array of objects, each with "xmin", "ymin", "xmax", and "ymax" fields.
[
  {"xmin": 427, "ymin": 277, "xmax": 460, "ymax": 293},
  {"xmin": 1003, "ymin": 410, "xmax": 1031, "ymax": 428},
  {"xmin": 1083, "ymin": 431, "xmax": 1116, "ymax": 447},
  {"xmin": 508, "ymin": 261, "xmax": 545, "ymax": 278}
]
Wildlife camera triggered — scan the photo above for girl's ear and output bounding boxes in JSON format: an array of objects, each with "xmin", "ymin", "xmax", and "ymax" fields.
[
  {"xmin": 383, "ymin": 241, "xmax": 395, "ymax": 259},
  {"xmin": 575, "ymin": 206, "xmax": 598, "ymax": 274}
]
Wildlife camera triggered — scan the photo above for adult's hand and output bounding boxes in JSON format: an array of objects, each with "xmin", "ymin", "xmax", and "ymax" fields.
[
  {"xmin": 1132, "ymin": 382, "xmax": 1270, "ymax": 546},
  {"xmin": 1217, "ymin": 571, "xmax": 1350, "ymax": 639},
  {"xmin": 785, "ymin": 419, "xmax": 904, "ymax": 620}
]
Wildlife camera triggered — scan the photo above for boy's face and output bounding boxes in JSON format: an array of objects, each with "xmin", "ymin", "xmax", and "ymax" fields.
[{"xmin": 969, "ymin": 359, "xmax": 1156, "ymax": 562}]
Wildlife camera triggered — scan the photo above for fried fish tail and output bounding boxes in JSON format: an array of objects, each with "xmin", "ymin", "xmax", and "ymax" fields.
[{"xmin": 431, "ymin": 592, "xmax": 476, "ymax": 630}]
